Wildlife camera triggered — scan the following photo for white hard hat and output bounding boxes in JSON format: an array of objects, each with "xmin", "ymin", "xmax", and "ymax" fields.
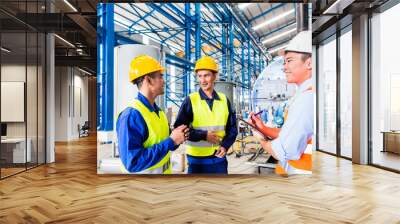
[{"xmin": 284, "ymin": 30, "xmax": 312, "ymax": 54}]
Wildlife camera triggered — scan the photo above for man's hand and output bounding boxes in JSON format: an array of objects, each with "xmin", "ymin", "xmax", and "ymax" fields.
[
  {"xmin": 206, "ymin": 131, "xmax": 221, "ymax": 144},
  {"xmin": 215, "ymin": 146, "xmax": 227, "ymax": 158},
  {"xmin": 253, "ymin": 130, "xmax": 265, "ymax": 141},
  {"xmin": 247, "ymin": 112, "xmax": 280, "ymax": 139},
  {"xmin": 170, "ymin": 125, "xmax": 189, "ymax": 145},
  {"xmin": 249, "ymin": 112, "xmax": 266, "ymax": 129},
  {"xmin": 259, "ymin": 140, "xmax": 279, "ymax": 161},
  {"xmin": 247, "ymin": 112, "xmax": 266, "ymax": 140}
]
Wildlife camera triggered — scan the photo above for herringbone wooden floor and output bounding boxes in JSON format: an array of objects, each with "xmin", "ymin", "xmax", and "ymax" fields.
[{"xmin": 1, "ymin": 135, "xmax": 400, "ymax": 223}]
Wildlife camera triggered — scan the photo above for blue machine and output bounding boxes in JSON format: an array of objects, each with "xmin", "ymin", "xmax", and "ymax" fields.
[{"xmin": 252, "ymin": 56, "xmax": 296, "ymax": 128}]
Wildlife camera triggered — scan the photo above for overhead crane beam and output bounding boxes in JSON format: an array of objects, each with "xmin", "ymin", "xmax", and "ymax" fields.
[
  {"xmin": 259, "ymin": 20, "xmax": 296, "ymax": 40},
  {"xmin": 114, "ymin": 3, "xmax": 269, "ymax": 109},
  {"xmin": 184, "ymin": 3, "xmax": 191, "ymax": 96},
  {"xmin": 248, "ymin": 3, "xmax": 285, "ymax": 24}
]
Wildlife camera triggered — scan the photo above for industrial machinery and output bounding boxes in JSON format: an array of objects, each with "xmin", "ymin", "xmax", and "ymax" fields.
[{"xmin": 251, "ymin": 56, "xmax": 296, "ymax": 128}]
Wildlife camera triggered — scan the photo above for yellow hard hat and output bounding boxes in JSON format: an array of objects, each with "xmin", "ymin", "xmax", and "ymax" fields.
[
  {"xmin": 194, "ymin": 56, "xmax": 218, "ymax": 73},
  {"xmin": 129, "ymin": 55, "xmax": 165, "ymax": 82}
]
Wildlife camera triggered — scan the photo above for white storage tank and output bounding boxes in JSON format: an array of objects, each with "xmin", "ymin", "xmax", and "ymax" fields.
[
  {"xmin": 113, "ymin": 44, "xmax": 165, "ymax": 123},
  {"xmin": 195, "ymin": 81, "xmax": 236, "ymax": 109},
  {"xmin": 214, "ymin": 81, "xmax": 235, "ymax": 106}
]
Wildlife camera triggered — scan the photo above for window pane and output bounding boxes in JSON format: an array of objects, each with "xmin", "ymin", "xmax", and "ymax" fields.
[
  {"xmin": 318, "ymin": 37, "xmax": 337, "ymax": 154},
  {"xmin": 371, "ymin": 3, "xmax": 400, "ymax": 171},
  {"xmin": 340, "ymin": 29, "xmax": 352, "ymax": 158}
]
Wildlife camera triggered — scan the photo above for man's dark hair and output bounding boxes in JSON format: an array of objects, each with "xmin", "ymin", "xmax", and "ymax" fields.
[
  {"xmin": 301, "ymin": 53, "xmax": 311, "ymax": 62},
  {"xmin": 132, "ymin": 76, "xmax": 145, "ymax": 88},
  {"xmin": 132, "ymin": 71, "xmax": 159, "ymax": 88}
]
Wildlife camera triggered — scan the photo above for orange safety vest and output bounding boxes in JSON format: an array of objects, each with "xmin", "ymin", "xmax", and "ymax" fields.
[{"xmin": 275, "ymin": 86, "xmax": 313, "ymax": 175}]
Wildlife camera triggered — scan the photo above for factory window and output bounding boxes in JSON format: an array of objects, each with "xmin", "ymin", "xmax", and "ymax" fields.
[
  {"xmin": 370, "ymin": 2, "xmax": 400, "ymax": 171},
  {"xmin": 317, "ymin": 35, "xmax": 337, "ymax": 155}
]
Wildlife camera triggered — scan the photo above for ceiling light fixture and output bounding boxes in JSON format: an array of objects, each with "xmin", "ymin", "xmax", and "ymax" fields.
[
  {"xmin": 322, "ymin": 0, "xmax": 354, "ymax": 15},
  {"xmin": 63, "ymin": 0, "xmax": 78, "ymax": 12},
  {"xmin": 238, "ymin": 3, "xmax": 252, "ymax": 10},
  {"xmin": 54, "ymin": 34, "xmax": 75, "ymax": 48},
  {"xmin": 253, "ymin": 9, "xmax": 295, "ymax": 31},
  {"xmin": 78, "ymin": 67, "xmax": 92, "ymax": 76},
  {"xmin": 269, "ymin": 44, "xmax": 288, "ymax": 53},
  {"xmin": 262, "ymin": 28, "xmax": 297, "ymax": 44},
  {"xmin": 76, "ymin": 48, "xmax": 84, "ymax": 55},
  {"xmin": 1, "ymin": 47, "xmax": 11, "ymax": 53}
]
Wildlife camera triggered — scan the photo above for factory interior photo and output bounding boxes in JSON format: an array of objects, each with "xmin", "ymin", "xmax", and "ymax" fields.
[{"xmin": 1, "ymin": 1, "xmax": 400, "ymax": 223}]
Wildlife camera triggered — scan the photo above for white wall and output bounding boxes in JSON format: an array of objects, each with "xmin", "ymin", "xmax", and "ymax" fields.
[
  {"xmin": 54, "ymin": 66, "xmax": 89, "ymax": 141},
  {"xmin": 71, "ymin": 72, "xmax": 89, "ymax": 138},
  {"xmin": 1, "ymin": 63, "xmax": 46, "ymax": 163},
  {"xmin": 1, "ymin": 65, "xmax": 32, "ymax": 138},
  {"xmin": 55, "ymin": 66, "xmax": 68, "ymax": 141}
]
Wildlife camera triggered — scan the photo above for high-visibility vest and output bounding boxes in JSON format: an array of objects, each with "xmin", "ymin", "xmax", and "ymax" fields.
[
  {"xmin": 275, "ymin": 86, "xmax": 313, "ymax": 175},
  {"xmin": 119, "ymin": 99, "xmax": 172, "ymax": 174},
  {"xmin": 185, "ymin": 92, "xmax": 229, "ymax": 157}
]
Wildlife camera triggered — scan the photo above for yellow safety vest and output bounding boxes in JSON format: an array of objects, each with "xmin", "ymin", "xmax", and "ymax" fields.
[
  {"xmin": 120, "ymin": 99, "xmax": 172, "ymax": 174},
  {"xmin": 275, "ymin": 87, "xmax": 313, "ymax": 175},
  {"xmin": 185, "ymin": 92, "xmax": 229, "ymax": 156}
]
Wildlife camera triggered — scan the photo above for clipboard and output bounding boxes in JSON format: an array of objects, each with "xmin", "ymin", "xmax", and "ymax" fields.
[{"xmin": 238, "ymin": 118, "xmax": 272, "ymax": 140}]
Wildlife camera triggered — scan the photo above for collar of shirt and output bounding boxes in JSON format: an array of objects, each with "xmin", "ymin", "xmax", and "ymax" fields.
[
  {"xmin": 199, "ymin": 88, "xmax": 220, "ymax": 101},
  {"xmin": 287, "ymin": 78, "xmax": 313, "ymax": 109},
  {"xmin": 297, "ymin": 78, "xmax": 313, "ymax": 93},
  {"xmin": 137, "ymin": 92, "xmax": 160, "ymax": 113}
]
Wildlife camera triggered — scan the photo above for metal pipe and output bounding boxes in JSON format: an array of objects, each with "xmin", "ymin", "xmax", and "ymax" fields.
[
  {"xmin": 97, "ymin": 3, "xmax": 114, "ymax": 131},
  {"xmin": 195, "ymin": 3, "xmax": 201, "ymax": 60},
  {"xmin": 184, "ymin": 4, "xmax": 191, "ymax": 96},
  {"xmin": 296, "ymin": 3, "xmax": 310, "ymax": 32}
]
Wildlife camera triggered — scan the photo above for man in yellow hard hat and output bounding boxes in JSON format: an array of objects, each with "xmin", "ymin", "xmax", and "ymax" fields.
[
  {"xmin": 174, "ymin": 56, "xmax": 238, "ymax": 174},
  {"xmin": 116, "ymin": 55, "xmax": 189, "ymax": 174}
]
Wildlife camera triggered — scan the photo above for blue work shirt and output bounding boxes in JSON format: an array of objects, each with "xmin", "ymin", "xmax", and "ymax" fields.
[
  {"xmin": 116, "ymin": 92, "xmax": 176, "ymax": 172},
  {"xmin": 174, "ymin": 89, "xmax": 238, "ymax": 163},
  {"xmin": 271, "ymin": 78, "xmax": 314, "ymax": 162}
]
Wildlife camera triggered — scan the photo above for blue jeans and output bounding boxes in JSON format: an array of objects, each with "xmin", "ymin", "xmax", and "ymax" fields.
[{"xmin": 187, "ymin": 159, "xmax": 228, "ymax": 174}]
